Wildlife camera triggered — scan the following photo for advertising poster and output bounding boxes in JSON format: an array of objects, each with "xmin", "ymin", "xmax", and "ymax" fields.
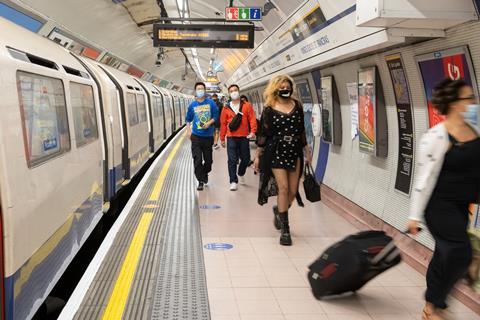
[
  {"xmin": 346, "ymin": 82, "xmax": 358, "ymax": 140},
  {"xmin": 358, "ymin": 68, "xmax": 376, "ymax": 154},
  {"xmin": 320, "ymin": 76, "xmax": 333, "ymax": 143},
  {"xmin": 416, "ymin": 46, "xmax": 478, "ymax": 128},
  {"xmin": 386, "ymin": 54, "xmax": 415, "ymax": 195},
  {"xmin": 296, "ymin": 81, "xmax": 314, "ymax": 150}
]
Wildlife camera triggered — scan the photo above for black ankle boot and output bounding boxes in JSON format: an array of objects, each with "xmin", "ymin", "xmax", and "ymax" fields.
[
  {"xmin": 273, "ymin": 206, "xmax": 281, "ymax": 230},
  {"xmin": 279, "ymin": 212, "xmax": 292, "ymax": 246}
]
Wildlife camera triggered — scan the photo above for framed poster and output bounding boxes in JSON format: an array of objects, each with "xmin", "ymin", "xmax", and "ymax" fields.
[
  {"xmin": 416, "ymin": 46, "xmax": 478, "ymax": 128},
  {"xmin": 346, "ymin": 82, "xmax": 359, "ymax": 140},
  {"xmin": 386, "ymin": 54, "xmax": 415, "ymax": 195},
  {"xmin": 296, "ymin": 81, "xmax": 315, "ymax": 151},
  {"xmin": 320, "ymin": 76, "xmax": 333, "ymax": 143},
  {"xmin": 358, "ymin": 68, "xmax": 376, "ymax": 154}
]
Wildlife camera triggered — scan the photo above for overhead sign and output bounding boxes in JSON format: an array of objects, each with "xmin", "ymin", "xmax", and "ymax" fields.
[
  {"xmin": 226, "ymin": 7, "xmax": 262, "ymax": 21},
  {"xmin": 153, "ymin": 24, "xmax": 254, "ymax": 48}
]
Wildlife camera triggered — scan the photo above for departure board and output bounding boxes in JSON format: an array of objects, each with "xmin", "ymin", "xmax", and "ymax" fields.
[{"xmin": 153, "ymin": 24, "xmax": 254, "ymax": 48}]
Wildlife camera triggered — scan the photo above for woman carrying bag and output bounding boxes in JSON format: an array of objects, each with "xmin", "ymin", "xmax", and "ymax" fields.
[
  {"xmin": 408, "ymin": 78, "xmax": 480, "ymax": 320},
  {"xmin": 253, "ymin": 74, "xmax": 313, "ymax": 246}
]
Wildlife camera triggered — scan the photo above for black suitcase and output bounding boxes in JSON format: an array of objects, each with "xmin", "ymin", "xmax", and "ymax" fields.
[{"xmin": 307, "ymin": 230, "xmax": 402, "ymax": 299}]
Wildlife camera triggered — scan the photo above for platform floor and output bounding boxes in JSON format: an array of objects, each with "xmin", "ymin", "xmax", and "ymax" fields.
[
  {"xmin": 199, "ymin": 143, "xmax": 479, "ymax": 320},
  {"xmin": 60, "ymin": 133, "xmax": 479, "ymax": 320}
]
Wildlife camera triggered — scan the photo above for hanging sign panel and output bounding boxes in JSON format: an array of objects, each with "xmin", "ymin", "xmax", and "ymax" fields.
[
  {"xmin": 226, "ymin": 7, "xmax": 262, "ymax": 21},
  {"xmin": 358, "ymin": 68, "xmax": 376, "ymax": 155},
  {"xmin": 416, "ymin": 46, "xmax": 478, "ymax": 128},
  {"xmin": 386, "ymin": 54, "xmax": 415, "ymax": 195},
  {"xmin": 153, "ymin": 24, "xmax": 255, "ymax": 48}
]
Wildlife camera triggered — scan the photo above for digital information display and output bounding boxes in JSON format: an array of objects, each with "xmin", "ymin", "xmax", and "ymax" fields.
[{"xmin": 153, "ymin": 24, "xmax": 254, "ymax": 48}]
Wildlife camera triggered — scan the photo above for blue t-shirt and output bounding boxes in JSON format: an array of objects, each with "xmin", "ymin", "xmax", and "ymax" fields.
[{"xmin": 185, "ymin": 98, "xmax": 219, "ymax": 137}]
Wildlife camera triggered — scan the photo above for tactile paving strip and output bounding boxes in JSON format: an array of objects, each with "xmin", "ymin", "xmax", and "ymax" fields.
[{"xmin": 74, "ymin": 138, "xmax": 210, "ymax": 320}]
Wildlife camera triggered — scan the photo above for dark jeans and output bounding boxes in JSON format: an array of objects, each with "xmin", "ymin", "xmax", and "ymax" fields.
[
  {"xmin": 227, "ymin": 137, "xmax": 250, "ymax": 183},
  {"xmin": 424, "ymin": 199, "xmax": 472, "ymax": 309},
  {"xmin": 191, "ymin": 134, "xmax": 214, "ymax": 183}
]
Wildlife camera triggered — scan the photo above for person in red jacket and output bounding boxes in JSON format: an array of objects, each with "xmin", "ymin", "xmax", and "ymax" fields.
[{"xmin": 220, "ymin": 84, "xmax": 257, "ymax": 191}]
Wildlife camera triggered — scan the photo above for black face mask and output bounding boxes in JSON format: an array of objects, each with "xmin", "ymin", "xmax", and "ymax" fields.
[{"xmin": 278, "ymin": 89, "xmax": 292, "ymax": 98}]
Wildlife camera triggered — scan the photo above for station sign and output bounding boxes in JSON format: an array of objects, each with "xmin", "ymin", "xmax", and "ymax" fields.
[
  {"xmin": 153, "ymin": 24, "xmax": 254, "ymax": 48},
  {"xmin": 226, "ymin": 7, "xmax": 262, "ymax": 21}
]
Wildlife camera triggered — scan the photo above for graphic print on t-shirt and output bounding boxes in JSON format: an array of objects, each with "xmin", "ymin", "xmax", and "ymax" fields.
[{"xmin": 194, "ymin": 104, "xmax": 211, "ymax": 130}]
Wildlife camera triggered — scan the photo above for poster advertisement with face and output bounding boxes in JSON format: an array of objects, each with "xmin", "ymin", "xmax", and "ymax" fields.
[
  {"xmin": 416, "ymin": 46, "xmax": 478, "ymax": 128},
  {"xmin": 358, "ymin": 68, "xmax": 376, "ymax": 154},
  {"xmin": 347, "ymin": 82, "xmax": 359, "ymax": 140},
  {"xmin": 296, "ymin": 81, "xmax": 314, "ymax": 150},
  {"xmin": 320, "ymin": 76, "xmax": 333, "ymax": 143}
]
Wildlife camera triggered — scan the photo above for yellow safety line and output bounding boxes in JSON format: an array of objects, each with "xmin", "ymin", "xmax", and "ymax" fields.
[
  {"xmin": 101, "ymin": 212, "xmax": 154, "ymax": 320},
  {"xmin": 149, "ymin": 136, "xmax": 185, "ymax": 201}
]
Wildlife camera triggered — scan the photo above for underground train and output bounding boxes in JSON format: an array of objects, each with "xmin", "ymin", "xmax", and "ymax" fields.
[{"xmin": 0, "ymin": 18, "xmax": 191, "ymax": 320}]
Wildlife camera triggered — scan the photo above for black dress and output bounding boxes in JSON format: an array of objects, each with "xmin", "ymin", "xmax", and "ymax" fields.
[
  {"xmin": 256, "ymin": 102, "xmax": 307, "ymax": 205},
  {"xmin": 424, "ymin": 134, "xmax": 480, "ymax": 309}
]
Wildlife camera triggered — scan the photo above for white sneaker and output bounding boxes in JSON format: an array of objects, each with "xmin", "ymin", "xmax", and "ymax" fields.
[
  {"xmin": 213, "ymin": 144, "xmax": 220, "ymax": 150},
  {"xmin": 230, "ymin": 182, "xmax": 238, "ymax": 191},
  {"xmin": 239, "ymin": 176, "xmax": 246, "ymax": 185}
]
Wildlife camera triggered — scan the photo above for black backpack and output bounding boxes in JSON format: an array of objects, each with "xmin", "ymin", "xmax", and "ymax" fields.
[{"xmin": 228, "ymin": 102, "xmax": 244, "ymax": 132}]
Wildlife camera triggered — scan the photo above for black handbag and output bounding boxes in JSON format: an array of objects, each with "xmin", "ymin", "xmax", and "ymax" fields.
[
  {"xmin": 228, "ymin": 102, "xmax": 244, "ymax": 132},
  {"xmin": 303, "ymin": 164, "xmax": 321, "ymax": 202}
]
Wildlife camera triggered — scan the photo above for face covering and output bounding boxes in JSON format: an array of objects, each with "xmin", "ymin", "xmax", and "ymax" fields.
[
  {"xmin": 230, "ymin": 91, "xmax": 240, "ymax": 101},
  {"xmin": 196, "ymin": 90, "xmax": 205, "ymax": 98},
  {"xmin": 278, "ymin": 89, "xmax": 292, "ymax": 98},
  {"xmin": 462, "ymin": 104, "xmax": 479, "ymax": 125}
]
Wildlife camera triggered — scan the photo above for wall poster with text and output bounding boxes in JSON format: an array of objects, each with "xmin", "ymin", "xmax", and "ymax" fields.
[
  {"xmin": 320, "ymin": 76, "xmax": 333, "ymax": 143},
  {"xmin": 296, "ymin": 81, "xmax": 315, "ymax": 151},
  {"xmin": 358, "ymin": 68, "xmax": 376, "ymax": 154},
  {"xmin": 416, "ymin": 46, "xmax": 478, "ymax": 128},
  {"xmin": 386, "ymin": 54, "xmax": 415, "ymax": 195}
]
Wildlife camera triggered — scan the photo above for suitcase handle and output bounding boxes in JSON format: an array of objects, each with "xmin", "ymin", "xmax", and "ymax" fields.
[{"xmin": 371, "ymin": 228, "xmax": 423, "ymax": 265}]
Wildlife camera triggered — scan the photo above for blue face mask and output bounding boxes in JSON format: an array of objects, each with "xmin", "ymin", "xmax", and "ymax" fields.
[
  {"xmin": 462, "ymin": 104, "xmax": 479, "ymax": 125},
  {"xmin": 196, "ymin": 90, "xmax": 205, "ymax": 98}
]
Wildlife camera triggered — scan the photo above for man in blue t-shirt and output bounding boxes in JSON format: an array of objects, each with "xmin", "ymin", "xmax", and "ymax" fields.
[{"xmin": 186, "ymin": 82, "xmax": 219, "ymax": 191}]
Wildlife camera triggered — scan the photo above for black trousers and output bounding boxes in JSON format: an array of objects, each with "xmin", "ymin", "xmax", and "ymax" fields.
[
  {"xmin": 424, "ymin": 198, "xmax": 472, "ymax": 309},
  {"xmin": 191, "ymin": 134, "xmax": 214, "ymax": 183},
  {"xmin": 227, "ymin": 137, "xmax": 250, "ymax": 183}
]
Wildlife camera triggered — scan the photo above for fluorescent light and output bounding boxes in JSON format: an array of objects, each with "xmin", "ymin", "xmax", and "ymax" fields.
[
  {"xmin": 194, "ymin": 57, "xmax": 206, "ymax": 81},
  {"xmin": 210, "ymin": 48, "xmax": 214, "ymax": 54}
]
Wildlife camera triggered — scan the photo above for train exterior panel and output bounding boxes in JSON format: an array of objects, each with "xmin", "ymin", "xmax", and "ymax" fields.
[{"xmin": 0, "ymin": 18, "xmax": 104, "ymax": 319}]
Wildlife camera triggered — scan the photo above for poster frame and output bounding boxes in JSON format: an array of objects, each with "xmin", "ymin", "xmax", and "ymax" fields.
[
  {"xmin": 386, "ymin": 53, "xmax": 415, "ymax": 196},
  {"xmin": 357, "ymin": 67, "xmax": 377, "ymax": 155},
  {"xmin": 320, "ymin": 75, "xmax": 342, "ymax": 145},
  {"xmin": 415, "ymin": 45, "xmax": 479, "ymax": 128}
]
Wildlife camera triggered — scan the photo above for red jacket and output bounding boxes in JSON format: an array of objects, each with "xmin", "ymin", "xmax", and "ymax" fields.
[{"xmin": 220, "ymin": 101, "xmax": 257, "ymax": 142}]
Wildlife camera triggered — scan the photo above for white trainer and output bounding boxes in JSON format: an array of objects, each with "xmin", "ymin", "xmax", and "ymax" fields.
[
  {"xmin": 230, "ymin": 182, "xmax": 238, "ymax": 191},
  {"xmin": 239, "ymin": 176, "xmax": 246, "ymax": 185}
]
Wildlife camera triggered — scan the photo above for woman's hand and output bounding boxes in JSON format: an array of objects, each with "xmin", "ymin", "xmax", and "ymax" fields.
[
  {"xmin": 407, "ymin": 219, "xmax": 421, "ymax": 235},
  {"xmin": 253, "ymin": 156, "xmax": 260, "ymax": 173},
  {"xmin": 305, "ymin": 147, "xmax": 313, "ymax": 165}
]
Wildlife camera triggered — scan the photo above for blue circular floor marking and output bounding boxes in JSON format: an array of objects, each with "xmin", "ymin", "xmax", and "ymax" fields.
[
  {"xmin": 204, "ymin": 243, "xmax": 233, "ymax": 251},
  {"xmin": 199, "ymin": 204, "xmax": 221, "ymax": 209}
]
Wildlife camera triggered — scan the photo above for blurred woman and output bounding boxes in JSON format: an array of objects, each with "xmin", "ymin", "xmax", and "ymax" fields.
[
  {"xmin": 408, "ymin": 78, "xmax": 480, "ymax": 320},
  {"xmin": 254, "ymin": 75, "xmax": 312, "ymax": 246}
]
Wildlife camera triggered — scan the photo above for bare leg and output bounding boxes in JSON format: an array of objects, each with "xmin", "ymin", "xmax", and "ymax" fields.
[
  {"xmin": 287, "ymin": 158, "xmax": 302, "ymax": 206},
  {"xmin": 272, "ymin": 168, "xmax": 289, "ymax": 212}
]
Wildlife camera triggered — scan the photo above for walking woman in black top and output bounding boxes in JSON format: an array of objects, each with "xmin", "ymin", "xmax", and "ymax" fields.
[
  {"xmin": 408, "ymin": 79, "xmax": 480, "ymax": 320},
  {"xmin": 253, "ymin": 75, "xmax": 313, "ymax": 246}
]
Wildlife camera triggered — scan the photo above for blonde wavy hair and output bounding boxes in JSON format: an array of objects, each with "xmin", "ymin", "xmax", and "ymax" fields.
[{"xmin": 263, "ymin": 74, "xmax": 298, "ymax": 107}]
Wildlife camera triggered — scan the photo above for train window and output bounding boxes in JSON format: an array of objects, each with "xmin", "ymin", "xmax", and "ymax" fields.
[
  {"xmin": 70, "ymin": 82, "xmax": 99, "ymax": 147},
  {"xmin": 126, "ymin": 93, "xmax": 139, "ymax": 126},
  {"xmin": 8, "ymin": 47, "xmax": 59, "ymax": 70},
  {"xmin": 137, "ymin": 94, "xmax": 147, "ymax": 123},
  {"xmin": 17, "ymin": 71, "xmax": 70, "ymax": 167},
  {"xmin": 63, "ymin": 66, "xmax": 90, "ymax": 79},
  {"xmin": 153, "ymin": 97, "xmax": 162, "ymax": 118}
]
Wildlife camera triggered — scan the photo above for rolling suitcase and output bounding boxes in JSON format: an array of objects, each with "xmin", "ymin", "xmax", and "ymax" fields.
[{"xmin": 307, "ymin": 230, "xmax": 402, "ymax": 299}]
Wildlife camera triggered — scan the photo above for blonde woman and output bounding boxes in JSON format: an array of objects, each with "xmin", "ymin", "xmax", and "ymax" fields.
[{"xmin": 253, "ymin": 75, "xmax": 313, "ymax": 246}]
